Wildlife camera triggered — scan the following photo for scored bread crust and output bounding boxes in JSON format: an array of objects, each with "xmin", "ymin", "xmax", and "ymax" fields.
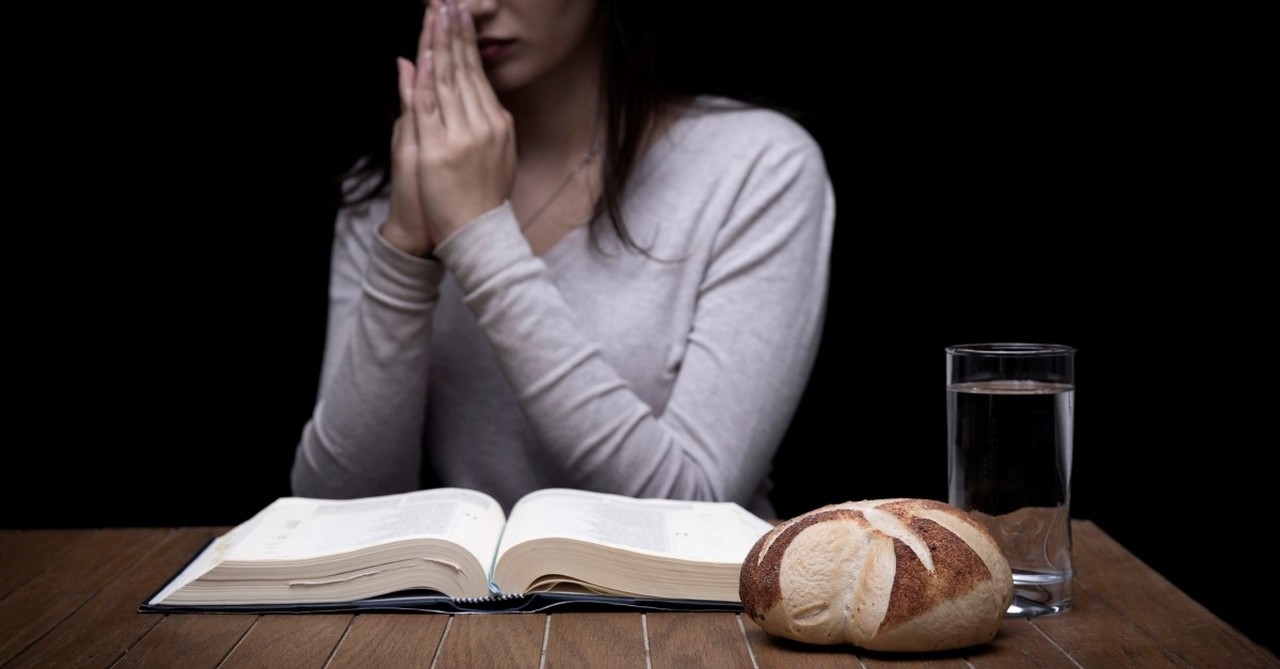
[{"xmin": 740, "ymin": 498, "xmax": 1013, "ymax": 652}]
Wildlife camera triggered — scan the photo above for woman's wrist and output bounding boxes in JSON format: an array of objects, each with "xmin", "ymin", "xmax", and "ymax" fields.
[{"xmin": 378, "ymin": 218, "xmax": 435, "ymax": 258}]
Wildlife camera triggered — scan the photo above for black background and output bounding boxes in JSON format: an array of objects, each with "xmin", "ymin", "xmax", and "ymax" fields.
[{"xmin": 8, "ymin": 1, "xmax": 1272, "ymax": 657}]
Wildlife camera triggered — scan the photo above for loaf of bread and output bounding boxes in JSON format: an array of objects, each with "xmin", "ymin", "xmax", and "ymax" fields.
[{"xmin": 739, "ymin": 498, "xmax": 1013, "ymax": 652}]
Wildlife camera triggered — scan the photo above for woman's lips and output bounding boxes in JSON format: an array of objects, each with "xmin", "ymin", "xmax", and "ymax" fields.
[{"xmin": 476, "ymin": 38, "xmax": 515, "ymax": 63}]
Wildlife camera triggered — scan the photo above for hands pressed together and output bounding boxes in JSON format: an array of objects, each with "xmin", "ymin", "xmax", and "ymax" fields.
[{"xmin": 381, "ymin": 0, "xmax": 516, "ymax": 258}]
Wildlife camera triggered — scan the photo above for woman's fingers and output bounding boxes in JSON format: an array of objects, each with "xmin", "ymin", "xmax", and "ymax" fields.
[
  {"xmin": 413, "ymin": 5, "xmax": 432, "ymax": 84},
  {"xmin": 406, "ymin": 0, "xmax": 515, "ymax": 236},
  {"xmin": 383, "ymin": 56, "xmax": 435, "ymax": 257},
  {"xmin": 449, "ymin": 3, "xmax": 488, "ymax": 124},
  {"xmin": 412, "ymin": 4, "xmax": 442, "ymax": 132},
  {"xmin": 423, "ymin": 0, "xmax": 467, "ymax": 132},
  {"xmin": 424, "ymin": 1, "xmax": 496, "ymax": 130},
  {"xmin": 396, "ymin": 56, "xmax": 415, "ymax": 117},
  {"xmin": 454, "ymin": 2, "xmax": 505, "ymax": 128}
]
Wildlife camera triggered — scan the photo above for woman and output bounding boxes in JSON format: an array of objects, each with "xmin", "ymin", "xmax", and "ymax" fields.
[{"xmin": 290, "ymin": 0, "xmax": 835, "ymax": 518}]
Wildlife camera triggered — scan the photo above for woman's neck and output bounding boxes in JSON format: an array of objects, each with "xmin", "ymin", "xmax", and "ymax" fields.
[{"xmin": 499, "ymin": 38, "xmax": 603, "ymax": 166}]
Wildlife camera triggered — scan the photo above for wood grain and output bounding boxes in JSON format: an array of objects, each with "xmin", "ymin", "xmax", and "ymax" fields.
[
  {"xmin": 433, "ymin": 613, "xmax": 544, "ymax": 668},
  {"xmin": 1072, "ymin": 522, "xmax": 1280, "ymax": 669},
  {"xmin": 220, "ymin": 614, "xmax": 352, "ymax": 669},
  {"xmin": 0, "ymin": 529, "xmax": 80, "ymax": 598},
  {"xmin": 861, "ymin": 657, "xmax": 971, "ymax": 669},
  {"xmin": 967, "ymin": 618, "xmax": 1079, "ymax": 668},
  {"xmin": 538, "ymin": 611, "xmax": 645, "ymax": 668},
  {"xmin": 0, "ymin": 529, "xmax": 169, "ymax": 665},
  {"xmin": 0, "ymin": 523, "xmax": 1275, "ymax": 668},
  {"xmin": 327, "ymin": 613, "xmax": 448, "ymax": 668},
  {"xmin": 744, "ymin": 621, "xmax": 868, "ymax": 669},
  {"xmin": 645, "ymin": 612, "xmax": 754, "ymax": 669},
  {"xmin": 3, "ymin": 527, "xmax": 221, "ymax": 669},
  {"xmin": 1031, "ymin": 583, "xmax": 1184, "ymax": 668},
  {"xmin": 113, "ymin": 613, "xmax": 256, "ymax": 669}
]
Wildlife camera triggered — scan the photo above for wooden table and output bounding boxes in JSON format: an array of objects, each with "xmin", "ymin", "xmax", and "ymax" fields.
[{"xmin": 1, "ymin": 521, "xmax": 1274, "ymax": 668}]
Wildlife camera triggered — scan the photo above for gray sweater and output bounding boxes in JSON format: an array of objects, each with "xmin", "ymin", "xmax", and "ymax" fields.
[{"xmin": 291, "ymin": 99, "xmax": 835, "ymax": 518}]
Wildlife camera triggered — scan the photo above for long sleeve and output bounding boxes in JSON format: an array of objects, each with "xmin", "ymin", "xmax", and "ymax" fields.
[
  {"xmin": 431, "ymin": 104, "xmax": 834, "ymax": 515},
  {"xmin": 291, "ymin": 99, "xmax": 835, "ymax": 517},
  {"xmin": 291, "ymin": 196, "xmax": 447, "ymax": 498}
]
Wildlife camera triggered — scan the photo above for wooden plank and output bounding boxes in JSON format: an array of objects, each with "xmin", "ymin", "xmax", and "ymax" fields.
[
  {"xmin": 433, "ymin": 613, "xmax": 545, "ymax": 668},
  {"xmin": 862, "ymin": 657, "xmax": 971, "ymax": 669},
  {"xmin": 1072, "ymin": 521, "xmax": 1280, "ymax": 668},
  {"xmin": 1031, "ymin": 581, "xmax": 1183, "ymax": 667},
  {"xmin": 544, "ymin": 612, "xmax": 646, "ymax": 669},
  {"xmin": 0, "ymin": 528, "xmax": 171, "ymax": 666},
  {"xmin": 744, "ymin": 620, "xmax": 866, "ymax": 669},
  {"xmin": 967, "ymin": 618, "xmax": 1079, "ymax": 668},
  {"xmin": 4, "ymin": 527, "xmax": 223, "ymax": 669},
  {"xmin": 113, "ymin": 613, "xmax": 257, "ymax": 669},
  {"xmin": 327, "ymin": 613, "xmax": 448, "ymax": 668},
  {"xmin": 0, "ymin": 524, "xmax": 1275, "ymax": 668},
  {"xmin": 220, "ymin": 614, "xmax": 352, "ymax": 669},
  {"xmin": 646, "ymin": 612, "xmax": 754, "ymax": 669},
  {"xmin": 0, "ymin": 530, "xmax": 80, "ymax": 599}
]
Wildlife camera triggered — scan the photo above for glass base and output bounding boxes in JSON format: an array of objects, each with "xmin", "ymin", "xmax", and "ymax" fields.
[
  {"xmin": 1006, "ymin": 594, "xmax": 1071, "ymax": 618},
  {"xmin": 1004, "ymin": 569, "xmax": 1071, "ymax": 617}
]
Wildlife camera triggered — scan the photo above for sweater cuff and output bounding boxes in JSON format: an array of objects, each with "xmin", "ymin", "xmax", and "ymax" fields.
[
  {"xmin": 366, "ymin": 227, "xmax": 446, "ymax": 305},
  {"xmin": 434, "ymin": 202, "xmax": 532, "ymax": 283}
]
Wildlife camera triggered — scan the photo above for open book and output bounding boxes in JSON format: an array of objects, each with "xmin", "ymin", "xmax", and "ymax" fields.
[{"xmin": 143, "ymin": 487, "xmax": 774, "ymax": 613}]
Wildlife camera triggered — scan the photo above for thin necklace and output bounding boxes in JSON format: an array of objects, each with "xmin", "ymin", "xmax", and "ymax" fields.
[{"xmin": 519, "ymin": 146, "xmax": 600, "ymax": 232}]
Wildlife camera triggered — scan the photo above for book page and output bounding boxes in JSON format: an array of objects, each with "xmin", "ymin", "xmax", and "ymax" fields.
[
  {"xmin": 150, "ymin": 488, "xmax": 505, "ymax": 604},
  {"xmin": 228, "ymin": 488, "xmax": 505, "ymax": 561},
  {"xmin": 496, "ymin": 488, "xmax": 773, "ymax": 563}
]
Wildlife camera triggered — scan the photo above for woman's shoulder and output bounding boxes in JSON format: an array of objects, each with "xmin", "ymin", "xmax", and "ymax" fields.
[
  {"xmin": 647, "ymin": 95, "xmax": 827, "ymax": 186},
  {"xmin": 650, "ymin": 95, "xmax": 827, "ymax": 180},
  {"xmin": 668, "ymin": 95, "xmax": 821, "ymax": 154}
]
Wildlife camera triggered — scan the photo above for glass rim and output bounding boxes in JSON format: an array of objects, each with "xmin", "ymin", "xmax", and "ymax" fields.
[{"xmin": 946, "ymin": 342, "xmax": 1075, "ymax": 356}]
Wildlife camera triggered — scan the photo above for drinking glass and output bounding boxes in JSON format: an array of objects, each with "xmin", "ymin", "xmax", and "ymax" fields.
[{"xmin": 946, "ymin": 343, "xmax": 1075, "ymax": 617}]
